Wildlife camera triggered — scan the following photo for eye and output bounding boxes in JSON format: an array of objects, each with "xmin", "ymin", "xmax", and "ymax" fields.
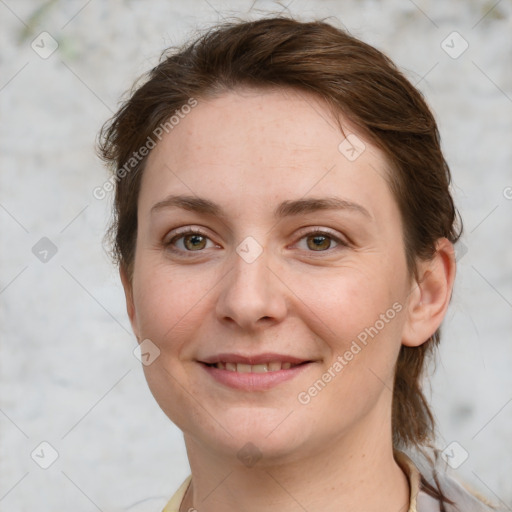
[
  {"xmin": 164, "ymin": 227, "xmax": 347, "ymax": 256},
  {"xmin": 295, "ymin": 229, "xmax": 347, "ymax": 253},
  {"xmin": 165, "ymin": 228, "xmax": 217, "ymax": 253}
]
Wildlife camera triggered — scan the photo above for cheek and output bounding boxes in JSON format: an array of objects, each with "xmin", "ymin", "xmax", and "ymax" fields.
[
  {"xmin": 132, "ymin": 260, "xmax": 216, "ymax": 349},
  {"xmin": 298, "ymin": 269, "xmax": 405, "ymax": 412},
  {"xmin": 305, "ymin": 264, "xmax": 400, "ymax": 337},
  {"xmin": 131, "ymin": 261, "xmax": 217, "ymax": 429},
  {"xmin": 302, "ymin": 263, "xmax": 406, "ymax": 385}
]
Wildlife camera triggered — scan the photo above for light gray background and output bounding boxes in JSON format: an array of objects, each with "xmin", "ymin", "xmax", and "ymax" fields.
[{"xmin": 1, "ymin": 0, "xmax": 511, "ymax": 510}]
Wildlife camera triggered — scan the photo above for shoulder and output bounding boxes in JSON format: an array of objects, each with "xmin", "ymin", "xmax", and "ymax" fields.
[
  {"xmin": 395, "ymin": 450, "xmax": 502, "ymax": 512},
  {"xmin": 424, "ymin": 472, "xmax": 502, "ymax": 512}
]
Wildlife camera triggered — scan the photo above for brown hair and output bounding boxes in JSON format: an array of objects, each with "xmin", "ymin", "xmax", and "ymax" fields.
[{"xmin": 97, "ymin": 14, "xmax": 462, "ymax": 504}]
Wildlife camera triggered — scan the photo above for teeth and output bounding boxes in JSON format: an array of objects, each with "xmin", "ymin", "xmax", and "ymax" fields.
[
  {"xmin": 226, "ymin": 362, "xmax": 237, "ymax": 372},
  {"xmin": 252, "ymin": 364, "xmax": 268, "ymax": 373},
  {"xmin": 212, "ymin": 361, "xmax": 299, "ymax": 372}
]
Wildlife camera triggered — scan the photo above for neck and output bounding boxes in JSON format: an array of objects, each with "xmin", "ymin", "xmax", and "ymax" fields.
[{"xmin": 180, "ymin": 417, "xmax": 410, "ymax": 512}]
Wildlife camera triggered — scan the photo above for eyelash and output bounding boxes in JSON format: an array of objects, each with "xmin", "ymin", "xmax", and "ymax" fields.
[{"xmin": 164, "ymin": 226, "xmax": 348, "ymax": 256}]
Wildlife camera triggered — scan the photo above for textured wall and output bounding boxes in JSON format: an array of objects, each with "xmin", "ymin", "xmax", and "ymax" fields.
[{"xmin": 1, "ymin": 0, "xmax": 511, "ymax": 510}]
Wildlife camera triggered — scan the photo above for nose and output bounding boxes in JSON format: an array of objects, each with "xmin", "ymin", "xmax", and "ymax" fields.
[{"xmin": 215, "ymin": 245, "xmax": 288, "ymax": 331}]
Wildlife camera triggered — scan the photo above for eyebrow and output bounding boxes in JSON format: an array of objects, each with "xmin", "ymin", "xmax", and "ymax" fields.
[{"xmin": 150, "ymin": 194, "xmax": 372, "ymax": 220}]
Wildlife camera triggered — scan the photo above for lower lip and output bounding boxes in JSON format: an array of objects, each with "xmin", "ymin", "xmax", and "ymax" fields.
[{"xmin": 199, "ymin": 362, "xmax": 313, "ymax": 391}]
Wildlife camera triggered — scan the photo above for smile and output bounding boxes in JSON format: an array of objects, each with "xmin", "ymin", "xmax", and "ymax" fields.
[
  {"xmin": 198, "ymin": 353, "xmax": 315, "ymax": 391},
  {"xmin": 206, "ymin": 361, "xmax": 302, "ymax": 372}
]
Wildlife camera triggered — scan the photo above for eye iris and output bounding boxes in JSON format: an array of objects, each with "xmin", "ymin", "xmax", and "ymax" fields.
[
  {"xmin": 307, "ymin": 234, "xmax": 331, "ymax": 251},
  {"xmin": 184, "ymin": 234, "xmax": 207, "ymax": 250},
  {"xmin": 178, "ymin": 233, "xmax": 334, "ymax": 251}
]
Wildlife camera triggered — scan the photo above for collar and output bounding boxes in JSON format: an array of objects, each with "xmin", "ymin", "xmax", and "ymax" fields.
[
  {"xmin": 163, "ymin": 451, "xmax": 425, "ymax": 512},
  {"xmin": 394, "ymin": 450, "xmax": 423, "ymax": 512}
]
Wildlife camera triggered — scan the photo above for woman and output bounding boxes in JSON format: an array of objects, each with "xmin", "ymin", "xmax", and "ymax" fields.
[{"xmin": 98, "ymin": 15, "xmax": 498, "ymax": 512}]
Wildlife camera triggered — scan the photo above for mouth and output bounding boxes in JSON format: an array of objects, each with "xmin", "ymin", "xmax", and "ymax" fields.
[
  {"xmin": 199, "ymin": 353, "xmax": 312, "ymax": 371},
  {"xmin": 197, "ymin": 353, "xmax": 315, "ymax": 390},
  {"xmin": 203, "ymin": 361, "xmax": 308, "ymax": 372}
]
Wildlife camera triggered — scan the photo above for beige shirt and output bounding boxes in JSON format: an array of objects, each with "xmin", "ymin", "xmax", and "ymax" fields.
[{"xmin": 161, "ymin": 451, "xmax": 495, "ymax": 512}]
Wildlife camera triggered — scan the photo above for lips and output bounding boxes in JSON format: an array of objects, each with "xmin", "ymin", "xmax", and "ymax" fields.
[
  {"xmin": 198, "ymin": 353, "xmax": 312, "ymax": 386},
  {"xmin": 200, "ymin": 353, "xmax": 308, "ymax": 367},
  {"xmin": 208, "ymin": 361, "xmax": 301, "ymax": 372}
]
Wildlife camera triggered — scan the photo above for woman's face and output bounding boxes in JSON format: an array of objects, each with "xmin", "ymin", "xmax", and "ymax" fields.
[{"xmin": 124, "ymin": 87, "xmax": 418, "ymax": 463}]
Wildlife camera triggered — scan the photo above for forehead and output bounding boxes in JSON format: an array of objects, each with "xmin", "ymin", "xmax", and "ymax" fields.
[{"xmin": 139, "ymin": 87, "xmax": 394, "ymax": 221}]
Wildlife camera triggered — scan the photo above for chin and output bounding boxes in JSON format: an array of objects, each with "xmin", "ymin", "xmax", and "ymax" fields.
[
  {"xmin": 210, "ymin": 433, "xmax": 305, "ymax": 468},
  {"xmin": 224, "ymin": 409, "xmax": 318, "ymax": 467},
  {"xmin": 183, "ymin": 408, "xmax": 310, "ymax": 463}
]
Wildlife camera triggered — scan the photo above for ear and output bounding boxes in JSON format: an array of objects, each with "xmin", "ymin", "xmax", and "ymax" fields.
[
  {"xmin": 120, "ymin": 265, "xmax": 140, "ymax": 341},
  {"xmin": 401, "ymin": 238, "xmax": 456, "ymax": 347}
]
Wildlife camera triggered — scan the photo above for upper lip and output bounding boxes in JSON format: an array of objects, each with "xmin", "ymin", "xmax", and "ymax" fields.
[{"xmin": 199, "ymin": 353, "xmax": 311, "ymax": 365}]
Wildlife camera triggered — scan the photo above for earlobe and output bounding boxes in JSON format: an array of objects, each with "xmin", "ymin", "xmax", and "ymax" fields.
[
  {"xmin": 401, "ymin": 238, "xmax": 456, "ymax": 348},
  {"xmin": 120, "ymin": 265, "xmax": 140, "ymax": 341}
]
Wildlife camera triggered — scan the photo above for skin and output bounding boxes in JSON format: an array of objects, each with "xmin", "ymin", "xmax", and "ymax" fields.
[{"xmin": 121, "ymin": 87, "xmax": 456, "ymax": 512}]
